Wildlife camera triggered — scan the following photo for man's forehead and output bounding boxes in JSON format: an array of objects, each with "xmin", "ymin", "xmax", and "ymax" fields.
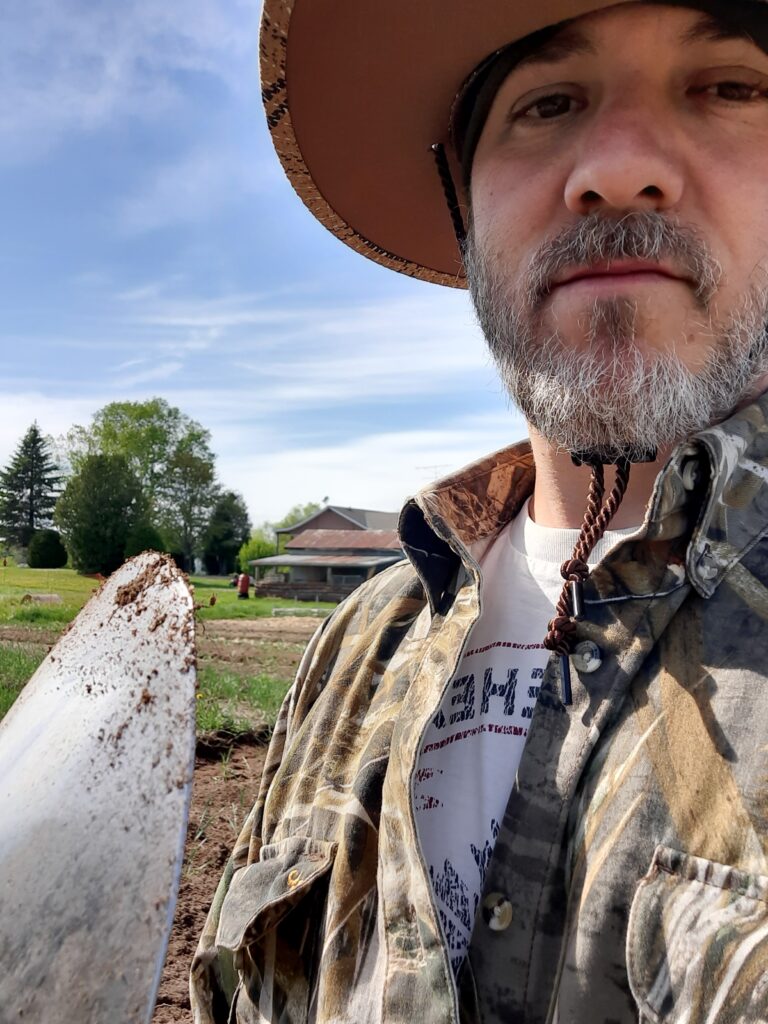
[{"xmin": 515, "ymin": 6, "xmax": 755, "ymax": 70}]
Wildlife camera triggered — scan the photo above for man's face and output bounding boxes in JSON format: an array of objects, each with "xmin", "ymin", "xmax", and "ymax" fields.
[{"xmin": 467, "ymin": 3, "xmax": 768, "ymax": 458}]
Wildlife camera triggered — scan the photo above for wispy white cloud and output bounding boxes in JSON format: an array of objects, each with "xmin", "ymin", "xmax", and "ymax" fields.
[
  {"xmin": 111, "ymin": 358, "xmax": 146, "ymax": 372},
  {"xmin": 218, "ymin": 415, "xmax": 529, "ymax": 522},
  {"xmin": 116, "ymin": 361, "xmax": 185, "ymax": 387},
  {"xmin": 114, "ymin": 276, "xmax": 186, "ymax": 303},
  {"xmin": 3, "ymin": 284, "xmax": 495, "ymax": 408},
  {"xmin": 0, "ymin": 393, "xmax": 103, "ymax": 456},
  {"xmin": 0, "ymin": 0, "xmax": 260, "ymax": 164},
  {"xmin": 0, "ymin": 271, "xmax": 522, "ymax": 525}
]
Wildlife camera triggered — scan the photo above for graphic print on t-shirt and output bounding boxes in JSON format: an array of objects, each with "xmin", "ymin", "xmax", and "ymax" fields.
[
  {"xmin": 414, "ymin": 637, "xmax": 549, "ymax": 974},
  {"xmin": 414, "ymin": 507, "xmax": 639, "ymax": 977}
]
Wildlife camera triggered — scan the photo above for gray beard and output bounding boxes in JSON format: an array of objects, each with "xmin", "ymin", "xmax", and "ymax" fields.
[{"xmin": 464, "ymin": 222, "xmax": 768, "ymax": 461}]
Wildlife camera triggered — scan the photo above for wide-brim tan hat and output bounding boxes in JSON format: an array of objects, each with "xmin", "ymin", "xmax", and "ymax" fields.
[
  {"xmin": 261, "ymin": 0, "xmax": 768, "ymax": 287},
  {"xmin": 259, "ymin": 0, "xmax": 641, "ymax": 288},
  {"xmin": 259, "ymin": 1, "xmax": 653, "ymax": 288}
]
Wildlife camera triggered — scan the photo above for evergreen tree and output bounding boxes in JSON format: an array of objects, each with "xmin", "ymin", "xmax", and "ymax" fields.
[{"xmin": 0, "ymin": 423, "xmax": 61, "ymax": 547}]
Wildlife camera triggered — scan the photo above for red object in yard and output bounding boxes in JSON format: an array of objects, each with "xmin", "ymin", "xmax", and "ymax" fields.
[{"xmin": 237, "ymin": 573, "xmax": 250, "ymax": 598}]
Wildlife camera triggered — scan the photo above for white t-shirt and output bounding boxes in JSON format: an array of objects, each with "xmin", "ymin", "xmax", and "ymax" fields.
[{"xmin": 414, "ymin": 503, "xmax": 637, "ymax": 975}]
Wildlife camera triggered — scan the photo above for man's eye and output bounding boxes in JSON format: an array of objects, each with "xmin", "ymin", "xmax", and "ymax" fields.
[
  {"xmin": 707, "ymin": 81, "xmax": 765, "ymax": 102},
  {"xmin": 520, "ymin": 94, "xmax": 576, "ymax": 120}
]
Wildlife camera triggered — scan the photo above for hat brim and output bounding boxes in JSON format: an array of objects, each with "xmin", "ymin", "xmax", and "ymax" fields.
[{"xmin": 260, "ymin": 0, "xmax": 634, "ymax": 287}]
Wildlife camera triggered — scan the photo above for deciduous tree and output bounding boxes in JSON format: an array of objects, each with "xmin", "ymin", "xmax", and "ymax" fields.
[
  {"xmin": 65, "ymin": 398, "xmax": 211, "ymax": 510},
  {"xmin": 159, "ymin": 436, "xmax": 219, "ymax": 571},
  {"xmin": 65, "ymin": 398, "xmax": 222, "ymax": 570},
  {"xmin": 272, "ymin": 501, "xmax": 323, "ymax": 553},
  {"xmin": 203, "ymin": 491, "xmax": 252, "ymax": 575},
  {"xmin": 238, "ymin": 527, "xmax": 276, "ymax": 575}
]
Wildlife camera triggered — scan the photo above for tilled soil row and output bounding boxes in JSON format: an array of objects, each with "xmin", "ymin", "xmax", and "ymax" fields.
[{"xmin": 152, "ymin": 741, "xmax": 267, "ymax": 1022}]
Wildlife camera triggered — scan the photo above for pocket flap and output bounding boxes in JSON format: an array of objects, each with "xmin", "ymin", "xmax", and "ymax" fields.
[
  {"xmin": 216, "ymin": 835, "xmax": 337, "ymax": 952},
  {"xmin": 627, "ymin": 845, "xmax": 768, "ymax": 1023}
]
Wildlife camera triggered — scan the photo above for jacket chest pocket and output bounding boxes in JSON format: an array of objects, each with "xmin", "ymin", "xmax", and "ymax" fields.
[
  {"xmin": 216, "ymin": 835, "xmax": 337, "ymax": 1024},
  {"xmin": 627, "ymin": 845, "xmax": 768, "ymax": 1024}
]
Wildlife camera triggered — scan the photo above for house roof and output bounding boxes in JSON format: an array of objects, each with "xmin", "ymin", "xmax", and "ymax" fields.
[
  {"xmin": 274, "ymin": 505, "xmax": 400, "ymax": 534},
  {"xmin": 286, "ymin": 529, "xmax": 402, "ymax": 551},
  {"xmin": 250, "ymin": 553, "xmax": 403, "ymax": 569}
]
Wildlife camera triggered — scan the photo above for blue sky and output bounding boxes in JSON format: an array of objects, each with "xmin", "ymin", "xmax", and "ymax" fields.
[{"xmin": 0, "ymin": 0, "xmax": 527, "ymax": 524}]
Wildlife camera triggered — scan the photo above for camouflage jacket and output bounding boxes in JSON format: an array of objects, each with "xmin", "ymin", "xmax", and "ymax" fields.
[{"xmin": 191, "ymin": 394, "xmax": 768, "ymax": 1024}]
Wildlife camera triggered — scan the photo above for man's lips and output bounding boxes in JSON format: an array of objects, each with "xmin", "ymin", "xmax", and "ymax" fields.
[{"xmin": 550, "ymin": 261, "xmax": 691, "ymax": 291}]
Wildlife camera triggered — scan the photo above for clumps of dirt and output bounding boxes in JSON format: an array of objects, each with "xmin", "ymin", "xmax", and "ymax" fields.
[
  {"xmin": 196, "ymin": 725, "xmax": 271, "ymax": 759},
  {"xmin": 137, "ymin": 688, "xmax": 155, "ymax": 710},
  {"xmin": 115, "ymin": 563, "xmax": 161, "ymax": 609},
  {"xmin": 151, "ymin": 739, "xmax": 266, "ymax": 1023},
  {"xmin": 149, "ymin": 612, "xmax": 167, "ymax": 633}
]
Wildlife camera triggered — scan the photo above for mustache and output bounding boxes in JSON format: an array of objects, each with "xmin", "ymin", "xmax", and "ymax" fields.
[{"xmin": 524, "ymin": 212, "xmax": 722, "ymax": 309}]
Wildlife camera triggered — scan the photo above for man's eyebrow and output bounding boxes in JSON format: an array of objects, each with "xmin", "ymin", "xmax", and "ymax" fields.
[
  {"xmin": 511, "ymin": 27, "xmax": 597, "ymax": 71},
  {"xmin": 679, "ymin": 13, "xmax": 752, "ymax": 46}
]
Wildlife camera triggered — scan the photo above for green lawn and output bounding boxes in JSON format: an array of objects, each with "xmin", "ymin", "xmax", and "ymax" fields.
[
  {"xmin": 0, "ymin": 564, "xmax": 93, "ymax": 626},
  {"xmin": 189, "ymin": 576, "xmax": 335, "ymax": 620},
  {"xmin": 0, "ymin": 646, "xmax": 44, "ymax": 720},
  {"xmin": 0, "ymin": 563, "xmax": 329, "ymax": 732},
  {"xmin": 0, "ymin": 564, "xmax": 334, "ymax": 627},
  {"xmin": 0, "ymin": 646, "xmax": 290, "ymax": 733},
  {"xmin": 195, "ymin": 664, "xmax": 291, "ymax": 733}
]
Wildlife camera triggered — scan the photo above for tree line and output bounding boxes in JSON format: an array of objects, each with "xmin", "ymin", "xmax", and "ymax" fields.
[{"xmin": 0, "ymin": 399, "xmax": 317, "ymax": 576}]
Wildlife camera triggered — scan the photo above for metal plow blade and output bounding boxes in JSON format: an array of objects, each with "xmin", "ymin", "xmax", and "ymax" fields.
[{"xmin": 0, "ymin": 551, "xmax": 196, "ymax": 1024}]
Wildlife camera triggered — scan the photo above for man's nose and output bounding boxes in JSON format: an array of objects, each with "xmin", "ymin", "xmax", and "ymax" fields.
[{"xmin": 563, "ymin": 104, "xmax": 684, "ymax": 215}]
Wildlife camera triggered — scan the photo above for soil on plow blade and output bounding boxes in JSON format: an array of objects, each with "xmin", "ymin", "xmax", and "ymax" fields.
[{"xmin": 151, "ymin": 738, "xmax": 267, "ymax": 1022}]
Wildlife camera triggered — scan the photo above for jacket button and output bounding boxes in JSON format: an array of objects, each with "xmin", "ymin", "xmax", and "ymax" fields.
[
  {"xmin": 572, "ymin": 641, "xmax": 602, "ymax": 674},
  {"xmin": 482, "ymin": 893, "xmax": 513, "ymax": 931}
]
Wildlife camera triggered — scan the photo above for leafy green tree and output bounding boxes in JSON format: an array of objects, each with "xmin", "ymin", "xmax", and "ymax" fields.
[
  {"xmin": 55, "ymin": 455, "xmax": 147, "ymax": 574},
  {"xmin": 238, "ymin": 527, "xmax": 276, "ymax": 575},
  {"xmin": 159, "ymin": 436, "xmax": 219, "ymax": 571},
  {"xmin": 273, "ymin": 501, "xmax": 323, "ymax": 553},
  {"xmin": 272, "ymin": 502, "xmax": 323, "ymax": 532},
  {"xmin": 65, "ymin": 398, "xmax": 211, "ymax": 511},
  {"xmin": 0, "ymin": 423, "xmax": 61, "ymax": 547},
  {"xmin": 203, "ymin": 491, "xmax": 252, "ymax": 575},
  {"xmin": 65, "ymin": 398, "xmax": 221, "ymax": 570},
  {"xmin": 28, "ymin": 529, "xmax": 68, "ymax": 569}
]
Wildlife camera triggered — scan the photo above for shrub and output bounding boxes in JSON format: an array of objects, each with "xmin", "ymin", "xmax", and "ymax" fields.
[
  {"xmin": 28, "ymin": 529, "xmax": 68, "ymax": 569},
  {"xmin": 238, "ymin": 529, "xmax": 275, "ymax": 574}
]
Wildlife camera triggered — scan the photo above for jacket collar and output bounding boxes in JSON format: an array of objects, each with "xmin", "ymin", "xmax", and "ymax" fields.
[
  {"xmin": 399, "ymin": 389, "xmax": 768, "ymax": 611},
  {"xmin": 399, "ymin": 443, "xmax": 535, "ymax": 613},
  {"xmin": 683, "ymin": 390, "xmax": 768, "ymax": 598}
]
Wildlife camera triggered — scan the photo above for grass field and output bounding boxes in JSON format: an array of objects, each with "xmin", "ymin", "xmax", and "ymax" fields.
[
  {"xmin": 0, "ymin": 564, "xmax": 334, "ymax": 627},
  {"xmin": 0, "ymin": 646, "xmax": 43, "ymax": 720},
  {"xmin": 195, "ymin": 665, "xmax": 290, "ymax": 734},
  {"xmin": 0, "ymin": 563, "xmax": 330, "ymax": 732},
  {"xmin": 0, "ymin": 645, "xmax": 292, "ymax": 734}
]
